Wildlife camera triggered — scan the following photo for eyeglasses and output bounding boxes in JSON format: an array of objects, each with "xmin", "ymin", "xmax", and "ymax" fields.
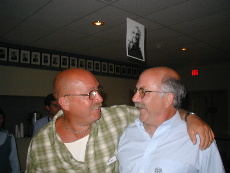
[
  {"xmin": 134, "ymin": 88, "xmax": 169, "ymax": 99},
  {"xmin": 64, "ymin": 86, "xmax": 103, "ymax": 100}
]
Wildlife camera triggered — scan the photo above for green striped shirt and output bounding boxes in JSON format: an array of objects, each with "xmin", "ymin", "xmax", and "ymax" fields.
[{"xmin": 26, "ymin": 105, "xmax": 139, "ymax": 173}]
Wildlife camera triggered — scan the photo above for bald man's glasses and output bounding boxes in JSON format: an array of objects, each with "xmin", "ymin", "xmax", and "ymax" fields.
[
  {"xmin": 64, "ymin": 86, "xmax": 103, "ymax": 100},
  {"xmin": 134, "ymin": 88, "xmax": 169, "ymax": 99}
]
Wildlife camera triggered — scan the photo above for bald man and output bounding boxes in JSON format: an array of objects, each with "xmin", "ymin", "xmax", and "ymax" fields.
[
  {"xmin": 26, "ymin": 68, "xmax": 214, "ymax": 173},
  {"xmin": 117, "ymin": 67, "xmax": 225, "ymax": 173}
]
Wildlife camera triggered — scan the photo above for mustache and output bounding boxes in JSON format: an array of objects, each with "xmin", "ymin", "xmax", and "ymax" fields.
[
  {"xmin": 91, "ymin": 102, "xmax": 102, "ymax": 109},
  {"xmin": 134, "ymin": 102, "xmax": 146, "ymax": 109}
]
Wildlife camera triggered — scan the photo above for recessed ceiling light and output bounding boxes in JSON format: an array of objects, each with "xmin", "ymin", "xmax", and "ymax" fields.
[
  {"xmin": 93, "ymin": 21, "xmax": 104, "ymax": 26},
  {"xmin": 181, "ymin": 47, "xmax": 188, "ymax": 51}
]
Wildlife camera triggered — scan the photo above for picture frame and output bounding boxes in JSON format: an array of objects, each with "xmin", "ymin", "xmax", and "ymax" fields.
[
  {"xmin": 51, "ymin": 54, "xmax": 60, "ymax": 67},
  {"xmin": 121, "ymin": 66, "xmax": 127, "ymax": 75},
  {"xmin": 41, "ymin": 53, "xmax": 50, "ymax": 66},
  {"xmin": 31, "ymin": 52, "xmax": 40, "ymax": 65},
  {"xmin": 87, "ymin": 60, "xmax": 93, "ymax": 71},
  {"xmin": 115, "ymin": 65, "xmax": 121, "ymax": 75},
  {"xmin": 94, "ymin": 61, "xmax": 100, "ymax": 72},
  {"xmin": 70, "ymin": 57, "xmax": 78, "ymax": 68},
  {"xmin": 109, "ymin": 63, "xmax": 114, "ymax": 74},
  {"xmin": 61, "ymin": 56, "xmax": 69, "ymax": 68},
  {"xmin": 133, "ymin": 67, "xmax": 137, "ymax": 77},
  {"xmin": 9, "ymin": 48, "xmax": 19, "ymax": 62},
  {"xmin": 79, "ymin": 58, "xmax": 85, "ymax": 69},
  {"xmin": 0, "ymin": 47, "xmax": 7, "ymax": 61},
  {"xmin": 101, "ymin": 62, "xmax": 108, "ymax": 73},
  {"xmin": 127, "ymin": 66, "xmax": 132, "ymax": 76},
  {"xmin": 20, "ymin": 50, "xmax": 30, "ymax": 64}
]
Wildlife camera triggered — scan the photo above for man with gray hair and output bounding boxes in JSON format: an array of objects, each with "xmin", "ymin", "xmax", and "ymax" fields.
[{"xmin": 118, "ymin": 67, "xmax": 225, "ymax": 173}]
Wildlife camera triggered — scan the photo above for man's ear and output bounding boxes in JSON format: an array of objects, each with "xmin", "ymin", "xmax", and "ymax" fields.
[
  {"xmin": 58, "ymin": 97, "xmax": 69, "ymax": 111},
  {"xmin": 165, "ymin": 93, "xmax": 174, "ymax": 108}
]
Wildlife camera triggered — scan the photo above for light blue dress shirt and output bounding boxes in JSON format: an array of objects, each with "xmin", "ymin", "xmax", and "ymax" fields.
[
  {"xmin": 33, "ymin": 116, "xmax": 52, "ymax": 136},
  {"xmin": 117, "ymin": 111, "xmax": 225, "ymax": 173}
]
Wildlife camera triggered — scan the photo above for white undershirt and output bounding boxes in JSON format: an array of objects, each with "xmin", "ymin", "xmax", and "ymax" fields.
[{"xmin": 64, "ymin": 135, "xmax": 89, "ymax": 162}]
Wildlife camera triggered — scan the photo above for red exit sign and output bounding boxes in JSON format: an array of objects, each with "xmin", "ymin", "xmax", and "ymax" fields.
[{"xmin": 192, "ymin": 70, "xmax": 199, "ymax": 76}]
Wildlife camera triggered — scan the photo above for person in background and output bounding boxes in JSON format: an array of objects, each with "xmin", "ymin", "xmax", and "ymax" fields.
[
  {"xmin": 0, "ymin": 108, "xmax": 20, "ymax": 173},
  {"xmin": 117, "ymin": 67, "xmax": 225, "ymax": 173},
  {"xmin": 33, "ymin": 94, "xmax": 61, "ymax": 135},
  {"xmin": 26, "ymin": 68, "xmax": 214, "ymax": 173}
]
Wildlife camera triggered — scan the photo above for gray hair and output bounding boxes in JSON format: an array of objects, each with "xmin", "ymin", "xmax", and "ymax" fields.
[{"xmin": 159, "ymin": 75, "xmax": 186, "ymax": 109}]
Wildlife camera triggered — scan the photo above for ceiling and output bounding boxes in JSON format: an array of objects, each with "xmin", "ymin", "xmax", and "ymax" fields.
[{"xmin": 1, "ymin": 0, "xmax": 230, "ymax": 69}]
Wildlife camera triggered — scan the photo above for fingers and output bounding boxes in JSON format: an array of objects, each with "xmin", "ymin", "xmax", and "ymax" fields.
[
  {"xmin": 199, "ymin": 126, "xmax": 215, "ymax": 150},
  {"xmin": 188, "ymin": 130, "xmax": 197, "ymax": 145}
]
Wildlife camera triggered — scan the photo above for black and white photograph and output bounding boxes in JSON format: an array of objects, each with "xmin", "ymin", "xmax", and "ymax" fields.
[
  {"xmin": 109, "ymin": 63, "xmax": 114, "ymax": 74},
  {"xmin": 127, "ymin": 66, "xmax": 132, "ymax": 76},
  {"xmin": 31, "ymin": 52, "xmax": 40, "ymax": 65},
  {"xmin": 70, "ymin": 57, "xmax": 78, "ymax": 68},
  {"xmin": 133, "ymin": 67, "xmax": 137, "ymax": 77},
  {"xmin": 115, "ymin": 65, "xmax": 120, "ymax": 75},
  {"xmin": 41, "ymin": 53, "xmax": 50, "ymax": 66},
  {"xmin": 101, "ymin": 62, "xmax": 107, "ymax": 73},
  {"xmin": 9, "ymin": 48, "xmax": 19, "ymax": 62},
  {"xmin": 87, "ymin": 60, "xmax": 93, "ymax": 71},
  {"xmin": 51, "ymin": 54, "xmax": 60, "ymax": 67},
  {"xmin": 0, "ymin": 47, "xmax": 7, "ymax": 61},
  {"xmin": 126, "ymin": 18, "xmax": 145, "ymax": 61},
  {"xmin": 20, "ymin": 50, "xmax": 30, "ymax": 64},
  {"xmin": 61, "ymin": 56, "xmax": 69, "ymax": 68},
  {"xmin": 121, "ymin": 66, "xmax": 127, "ymax": 75},
  {"xmin": 79, "ymin": 58, "xmax": 85, "ymax": 69},
  {"xmin": 94, "ymin": 61, "xmax": 100, "ymax": 72}
]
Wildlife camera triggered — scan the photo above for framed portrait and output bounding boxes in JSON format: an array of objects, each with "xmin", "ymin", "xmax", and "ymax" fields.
[
  {"xmin": 70, "ymin": 57, "xmax": 78, "ymax": 68},
  {"xmin": 20, "ymin": 50, "xmax": 30, "ymax": 64},
  {"xmin": 115, "ymin": 65, "xmax": 121, "ymax": 75},
  {"xmin": 79, "ymin": 58, "xmax": 85, "ymax": 69},
  {"xmin": 87, "ymin": 60, "xmax": 93, "ymax": 71},
  {"xmin": 126, "ymin": 18, "xmax": 145, "ymax": 61},
  {"xmin": 41, "ymin": 53, "xmax": 50, "ymax": 66},
  {"xmin": 121, "ymin": 66, "xmax": 127, "ymax": 75},
  {"xmin": 127, "ymin": 66, "xmax": 132, "ymax": 76},
  {"xmin": 94, "ymin": 61, "xmax": 100, "ymax": 72},
  {"xmin": 101, "ymin": 62, "xmax": 108, "ymax": 73},
  {"xmin": 109, "ymin": 63, "xmax": 114, "ymax": 74},
  {"xmin": 133, "ymin": 67, "xmax": 138, "ymax": 77},
  {"xmin": 51, "ymin": 54, "xmax": 60, "ymax": 67},
  {"xmin": 0, "ymin": 47, "xmax": 7, "ymax": 61},
  {"xmin": 9, "ymin": 48, "xmax": 19, "ymax": 62},
  {"xmin": 31, "ymin": 52, "xmax": 40, "ymax": 65},
  {"xmin": 61, "ymin": 56, "xmax": 69, "ymax": 68}
]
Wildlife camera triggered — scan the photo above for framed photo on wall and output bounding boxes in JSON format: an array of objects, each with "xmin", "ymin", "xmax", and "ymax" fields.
[
  {"xmin": 101, "ymin": 62, "xmax": 107, "ymax": 73},
  {"xmin": 121, "ymin": 66, "xmax": 127, "ymax": 75},
  {"xmin": 87, "ymin": 60, "xmax": 93, "ymax": 71},
  {"xmin": 70, "ymin": 57, "xmax": 78, "ymax": 68},
  {"xmin": 0, "ymin": 47, "xmax": 7, "ymax": 61},
  {"xmin": 51, "ymin": 54, "xmax": 60, "ymax": 67},
  {"xmin": 79, "ymin": 58, "xmax": 85, "ymax": 69},
  {"xmin": 94, "ymin": 61, "xmax": 100, "ymax": 72},
  {"xmin": 115, "ymin": 65, "xmax": 121, "ymax": 75},
  {"xmin": 31, "ymin": 52, "xmax": 40, "ymax": 65},
  {"xmin": 133, "ymin": 67, "xmax": 137, "ymax": 77},
  {"xmin": 61, "ymin": 56, "xmax": 69, "ymax": 68},
  {"xmin": 109, "ymin": 63, "xmax": 114, "ymax": 74},
  {"xmin": 20, "ymin": 50, "xmax": 30, "ymax": 64},
  {"xmin": 127, "ymin": 66, "xmax": 132, "ymax": 76},
  {"xmin": 9, "ymin": 48, "xmax": 19, "ymax": 62},
  {"xmin": 41, "ymin": 53, "xmax": 50, "ymax": 66}
]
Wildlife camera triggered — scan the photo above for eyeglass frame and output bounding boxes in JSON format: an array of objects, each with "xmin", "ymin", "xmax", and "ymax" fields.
[
  {"xmin": 64, "ymin": 86, "xmax": 103, "ymax": 100},
  {"xmin": 134, "ymin": 88, "xmax": 170, "ymax": 99}
]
